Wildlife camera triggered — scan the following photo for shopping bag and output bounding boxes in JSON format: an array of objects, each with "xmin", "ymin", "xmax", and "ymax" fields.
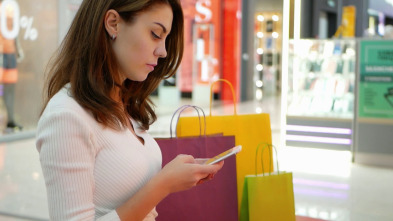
[
  {"xmin": 155, "ymin": 105, "xmax": 238, "ymax": 221},
  {"xmin": 176, "ymin": 79, "xmax": 273, "ymax": 210},
  {"xmin": 239, "ymin": 143, "xmax": 296, "ymax": 221}
]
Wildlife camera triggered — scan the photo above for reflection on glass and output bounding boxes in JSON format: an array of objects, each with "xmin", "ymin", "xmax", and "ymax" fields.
[
  {"xmin": 0, "ymin": 0, "xmax": 24, "ymax": 133},
  {"xmin": 0, "ymin": 0, "xmax": 57, "ymax": 139}
]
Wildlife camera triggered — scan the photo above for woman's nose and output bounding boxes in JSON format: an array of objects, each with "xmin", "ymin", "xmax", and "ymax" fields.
[{"xmin": 155, "ymin": 42, "xmax": 167, "ymax": 58}]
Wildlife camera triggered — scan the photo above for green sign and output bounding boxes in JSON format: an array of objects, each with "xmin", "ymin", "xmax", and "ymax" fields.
[{"xmin": 359, "ymin": 40, "xmax": 393, "ymax": 119}]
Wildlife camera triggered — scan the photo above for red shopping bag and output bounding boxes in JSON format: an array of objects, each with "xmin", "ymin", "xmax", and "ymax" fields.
[{"xmin": 155, "ymin": 105, "xmax": 238, "ymax": 221}]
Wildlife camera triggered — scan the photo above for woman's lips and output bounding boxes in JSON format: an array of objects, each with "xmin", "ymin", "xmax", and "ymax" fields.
[{"xmin": 147, "ymin": 64, "xmax": 156, "ymax": 71}]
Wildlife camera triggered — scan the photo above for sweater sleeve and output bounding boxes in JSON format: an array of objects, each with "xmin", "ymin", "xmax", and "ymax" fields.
[{"xmin": 36, "ymin": 108, "xmax": 120, "ymax": 221}]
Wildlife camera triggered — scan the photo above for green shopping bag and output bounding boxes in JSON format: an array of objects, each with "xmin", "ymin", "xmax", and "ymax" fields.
[{"xmin": 240, "ymin": 143, "xmax": 296, "ymax": 221}]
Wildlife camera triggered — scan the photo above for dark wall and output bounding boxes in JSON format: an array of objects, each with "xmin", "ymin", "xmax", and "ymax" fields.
[
  {"xmin": 300, "ymin": 0, "xmax": 313, "ymax": 38},
  {"xmin": 312, "ymin": 0, "xmax": 340, "ymax": 38},
  {"xmin": 301, "ymin": 0, "xmax": 369, "ymax": 38}
]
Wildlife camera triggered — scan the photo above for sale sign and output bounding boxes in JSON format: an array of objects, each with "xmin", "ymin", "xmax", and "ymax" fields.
[{"xmin": 0, "ymin": 0, "xmax": 38, "ymax": 41}]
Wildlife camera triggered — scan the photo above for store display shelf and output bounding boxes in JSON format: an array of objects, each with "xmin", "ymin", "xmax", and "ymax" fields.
[{"xmin": 285, "ymin": 38, "xmax": 358, "ymax": 150}]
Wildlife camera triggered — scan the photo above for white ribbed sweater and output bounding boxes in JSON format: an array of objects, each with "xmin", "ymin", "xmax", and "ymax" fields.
[{"xmin": 36, "ymin": 86, "xmax": 162, "ymax": 220}]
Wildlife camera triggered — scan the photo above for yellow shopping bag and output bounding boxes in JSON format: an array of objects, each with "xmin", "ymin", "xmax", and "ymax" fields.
[
  {"xmin": 177, "ymin": 79, "xmax": 272, "ymax": 210},
  {"xmin": 239, "ymin": 143, "xmax": 296, "ymax": 221}
]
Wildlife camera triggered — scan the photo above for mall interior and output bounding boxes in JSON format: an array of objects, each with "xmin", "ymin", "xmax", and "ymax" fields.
[{"xmin": 0, "ymin": 0, "xmax": 393, "ymax": 220}]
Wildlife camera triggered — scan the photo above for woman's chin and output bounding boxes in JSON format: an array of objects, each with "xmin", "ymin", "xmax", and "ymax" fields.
[{"xmin": 127, "ymin": 74, "xmax": 149, "ymax": 82}]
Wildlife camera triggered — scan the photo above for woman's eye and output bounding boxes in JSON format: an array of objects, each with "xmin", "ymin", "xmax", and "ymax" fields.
[{"xmin": 151, "ymin": 31, "xmax": 161, "ymax": 39}]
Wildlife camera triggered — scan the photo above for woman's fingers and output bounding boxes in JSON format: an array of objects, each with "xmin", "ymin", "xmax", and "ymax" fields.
[
  {"xmin": 195, "ymin": 161, "xmax": 224, "ymax": 185},
  {"xmin": 160, "ymin": 155, "xmax": 226, "ymax": 192}
]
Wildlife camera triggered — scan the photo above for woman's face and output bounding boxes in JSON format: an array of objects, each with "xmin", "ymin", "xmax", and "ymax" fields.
[{"xmin": 112, "ymin": 4, "xmax": 173, "ymax": 82}]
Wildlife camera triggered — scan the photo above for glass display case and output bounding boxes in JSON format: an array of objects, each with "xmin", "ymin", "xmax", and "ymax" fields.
[{"xmin": 286, "ymin": 39, "xmax": 357, "ymax": 150}]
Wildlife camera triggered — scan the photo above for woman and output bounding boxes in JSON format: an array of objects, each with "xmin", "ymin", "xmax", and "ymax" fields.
[{"xmin": 36, "ymin": 0, "xmax": 224, "ymax": 220}]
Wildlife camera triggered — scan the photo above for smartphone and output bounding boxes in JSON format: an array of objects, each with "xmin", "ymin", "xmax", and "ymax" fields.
[{"xmin": 204, "ymin": 145, "xmax": 242, "ymax": 165}]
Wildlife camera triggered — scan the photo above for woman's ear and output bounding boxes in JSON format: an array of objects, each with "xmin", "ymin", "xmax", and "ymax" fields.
[{"xmin": 104, "ymin": 9, "xmax": 120, "ymax": 39}]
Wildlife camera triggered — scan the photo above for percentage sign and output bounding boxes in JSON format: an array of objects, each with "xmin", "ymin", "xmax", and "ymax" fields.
[{"xmin": 20, "ymin": 16, "xmax": 38, "ymax": 41}]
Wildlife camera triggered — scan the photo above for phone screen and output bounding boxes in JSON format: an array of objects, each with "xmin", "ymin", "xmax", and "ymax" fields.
[{"xmin": 204, "ymin": 145, "xmax": 242, "ymax": 165}]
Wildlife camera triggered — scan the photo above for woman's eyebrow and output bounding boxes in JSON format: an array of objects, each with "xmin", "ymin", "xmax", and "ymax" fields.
[{"xmin": 153, "ymin": 22, "xmax": 167, "ymax": 34}]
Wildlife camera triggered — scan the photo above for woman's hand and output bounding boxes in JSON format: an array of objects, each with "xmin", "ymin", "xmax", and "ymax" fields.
[{"xmin": 157, "ymin": 154, "xmax": 224, "ymax": 194}]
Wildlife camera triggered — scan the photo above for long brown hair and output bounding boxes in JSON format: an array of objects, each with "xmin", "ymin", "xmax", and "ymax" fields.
[{"xmin": 42, "ymin": 0, "xmax": 184, "ymax": 130}]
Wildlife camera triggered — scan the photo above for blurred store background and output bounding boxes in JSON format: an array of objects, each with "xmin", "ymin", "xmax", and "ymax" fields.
[{"xmin": 0, "ymin": 0, "xmax": 393, "ymax": 220}]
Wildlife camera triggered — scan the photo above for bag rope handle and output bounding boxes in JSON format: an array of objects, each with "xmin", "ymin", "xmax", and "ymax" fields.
[
  {"xmin": 209, "ymin": 79, "xmax": 237, "ymax": 116},
  {"xmin": 255, "ymin": 142, "xmax": 279, "ymax": 176},
  {"xmin": 169, "ymin": 105, "xmax": 206, "ymax": 138}
]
